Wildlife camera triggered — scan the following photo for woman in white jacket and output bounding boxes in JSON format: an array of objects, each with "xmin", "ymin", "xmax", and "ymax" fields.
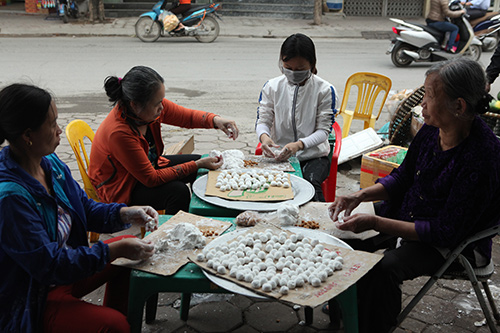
[{"xmin": 256, "ymin": 33, "xmax": 337, "ymax": 201}]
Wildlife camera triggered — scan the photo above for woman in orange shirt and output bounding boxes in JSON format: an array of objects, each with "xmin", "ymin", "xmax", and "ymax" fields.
[{"xmin": 89, "ymin": 65, "xmax": 238, "ymax": 214}]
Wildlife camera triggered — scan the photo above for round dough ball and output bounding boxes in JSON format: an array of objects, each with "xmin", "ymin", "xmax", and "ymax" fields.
[
  {"xmin": 251, "ymin": 279, "xmax": 262, "ymax": 289},
  {"xmin": 236, "ymin": 271, "xmax": 245, "ymax": 281},
  {"xmin": 295, "ymin": 277, "xmax": 305, "ymax": 287},
  {"xmin": 310, "ymin": 277, "xmax": 321, "ymax": 287},
  {"xmin": 262, "ymin": 282, "xmax": 272, "ymax": 292},
  {"xmin": 196, "ymin": 253, "xmax": 205, "ymax": 262},
  {"xmin": 280, "ymin": 286, "xmax": 289, "ymax": 295},
  {"xmin": 217, "ymin": 266, "xmax": 227, "ymax": 274}
]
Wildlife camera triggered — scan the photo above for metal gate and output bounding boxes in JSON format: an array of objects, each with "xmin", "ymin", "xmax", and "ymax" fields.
[{"xmin": 344, "ymin": 0, "xmax": 424, "ymax": 17}]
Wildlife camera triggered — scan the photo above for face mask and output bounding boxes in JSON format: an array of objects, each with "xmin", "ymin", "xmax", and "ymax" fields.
[{"xmin": 281, "ymin": 67, "xmax": 312, "ymax": 85}]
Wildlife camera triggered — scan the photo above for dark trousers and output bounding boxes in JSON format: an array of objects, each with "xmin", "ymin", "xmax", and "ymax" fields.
[
  {"xmin": 170, "ymin": 3, "xmax": 191, "ymax": 15},
  {"xmin": 467, "ymin": 8, "xmax": 488, "ymax": 20},
  {"xmin": 300, "ymin": 156, "xmax": 330, "ymax": 202},
  {"xmin": 356, "ymin": 241, "xmax": 445, "ymax": 333},
  {"xmin": 129, "ymin": 154, "xmax": 200, "ymax": 214}
]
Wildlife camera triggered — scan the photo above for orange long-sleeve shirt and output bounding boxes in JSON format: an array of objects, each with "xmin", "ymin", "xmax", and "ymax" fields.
[{"xmin": 89, "ymin": 98, "xmax": 216, "ymax": 204}]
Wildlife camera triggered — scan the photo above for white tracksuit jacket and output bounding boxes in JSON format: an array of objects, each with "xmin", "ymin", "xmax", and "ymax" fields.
[{"xmin": 256, "ymin": 74, "xmax": 337, "ymax": 161}]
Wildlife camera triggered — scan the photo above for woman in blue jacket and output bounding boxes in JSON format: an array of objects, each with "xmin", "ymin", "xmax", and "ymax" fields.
[{"xmin": 0, "ymin": 83, "xmax": 157, "ymax": 332}]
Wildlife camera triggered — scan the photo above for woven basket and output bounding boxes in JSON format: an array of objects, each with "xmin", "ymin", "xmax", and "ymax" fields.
[
  {"xmin": 389, "ymin": 85, "xmax": 425, "ymax": 147},
  {"xmin": 480, "ymin": 111, "xmax": 500, "ymax": 136}
]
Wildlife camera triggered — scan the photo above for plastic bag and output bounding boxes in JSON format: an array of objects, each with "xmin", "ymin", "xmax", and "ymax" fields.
[
  {"xmin": 160, "ymin": 11, "xmax": 179, "ymax": 32},
  {"xmin": 235, "ymin": 211, "xmax": 265, "ymax": 227}
]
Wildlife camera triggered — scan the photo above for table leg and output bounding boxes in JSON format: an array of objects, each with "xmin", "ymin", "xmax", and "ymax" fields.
[
  {"xmin": 128, "ymin": 278, "xmax": 150, "ymax": 333},
  {"xmin": 180, "ymin": 292, "xmax": 192, "ymax": 321},
  {"xmin": 145, "ymin": 293, "xmax": 159, "ymax": 324},
  {"xmin": 336, "ymin": 285, "xmax": 359, "ymax": 333},
  {"xmin": 304, "ymin": 306, "xmax": 313, "ymax": 325}
]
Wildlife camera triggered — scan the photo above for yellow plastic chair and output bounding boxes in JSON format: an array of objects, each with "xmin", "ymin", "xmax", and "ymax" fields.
[
  {"xmin": 65, "ymin": 120, "xmax": 101, "ymax": 243},
  {"xmin": 338, "ymin": 72, "xmax": 392, "ymax": 138}
]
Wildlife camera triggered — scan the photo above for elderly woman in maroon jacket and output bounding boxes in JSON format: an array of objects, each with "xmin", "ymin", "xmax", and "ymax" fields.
[{"xmin": 328, "ymin": 58, "xmax": 500, "ymax": 333}]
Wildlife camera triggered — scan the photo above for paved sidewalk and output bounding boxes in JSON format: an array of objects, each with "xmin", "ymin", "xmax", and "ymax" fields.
[{"xmin": 0, "ymin": 4, "xmax": 406, "ymax": 39}]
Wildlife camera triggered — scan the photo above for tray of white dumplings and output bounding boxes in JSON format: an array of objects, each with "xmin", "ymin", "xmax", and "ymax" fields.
[{"xmin": 190, "ymin": 224, "xmax": 382, "ymax": 307}]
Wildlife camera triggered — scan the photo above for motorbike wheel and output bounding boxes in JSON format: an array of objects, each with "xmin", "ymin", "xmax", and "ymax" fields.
[
  {"xmin": 135, "ymin": 17, "xmax": 162, "ymax": 43},
  {"xmin": 71, "ymin": 2, "xmax": 79, "ymax": 19},
  {"xmin": 464, "ymin": 44, "xmax": 482, "ymax": 61},
  {"xmin": 391, "ymin": 42, "xmax": 414, "ymax": 67},
  {"xmin": 195, "ymin": 16, "xmax": 219, "ymax": 43}
]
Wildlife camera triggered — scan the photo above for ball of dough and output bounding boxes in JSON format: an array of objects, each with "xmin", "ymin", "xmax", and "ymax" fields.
[
  {"xmin": 280, "ymin": 286, "xmax": 289, "ymax": 295},
  {"xmin": 262, "ymin": 283, "xmax": 272, "ymax": 292},
  {"xmin": 310, "ymin": 277, "xmax": 321, "ymax": 287}
]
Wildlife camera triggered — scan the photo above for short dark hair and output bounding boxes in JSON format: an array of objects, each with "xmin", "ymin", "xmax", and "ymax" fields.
[
  {"xmin": 426, "ymin": 58, "xmax": 489, "ymax": 115},
  {"xmin": 104, "ymin": 65, "xmax": 164, "ymax": 111},
  {"xmin": 280, "ymin": 33, "xmax": 318, "ymax": 74},
  {"xmin": 0, "ymin": 83, "xmax": 52, "ymax": 145}
]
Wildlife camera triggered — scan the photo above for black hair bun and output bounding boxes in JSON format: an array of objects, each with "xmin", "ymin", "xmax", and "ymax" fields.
[{"xmin": 476, "ymin": 94, "xmax": 493, "ymax": 115}]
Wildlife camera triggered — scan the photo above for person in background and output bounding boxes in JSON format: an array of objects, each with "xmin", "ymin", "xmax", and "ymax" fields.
[
  {"xmin": 0, "ymin": 83, "xmax": 157, "ymax": 332},
  {"xmin": 168, "ymin": 0, "xmax": 191, "ymax": 32},
  {"xmin": 426, "ymin": 0, "xmax": 466, "ymax": 53},
  {"xmin": 485, "ymin": 41, "xmax": 500, "ymax": 92},
  {"xmin": 89, "ymin": 65, "xmax": 239, "ymax": 214},
  {"xmin": 328, "ymin": 58, "xmax": 500, "ymax": 332},
  {"xmin": 462, "ymin": 0, "xmax": 490, "ymax": 20},
  {"xmin": 256, "ymin": 33, "xmax": 337, "ymax": 202}
]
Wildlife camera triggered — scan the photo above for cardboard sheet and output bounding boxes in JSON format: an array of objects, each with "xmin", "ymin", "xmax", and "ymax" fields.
[
  {"xmin": 189, "ymin": 225, "xmax": 382, "ymax": 308},
  {"xmin": 112, "ymin": 211, "xmax": 232, "ymax": 276},
  {"xmin": 205, "ymin": 170, "xmax": 294, "ymax": 202},
  {"xmin": 243, "ymin": 155, "xmax": 295, "ymax": 172}
]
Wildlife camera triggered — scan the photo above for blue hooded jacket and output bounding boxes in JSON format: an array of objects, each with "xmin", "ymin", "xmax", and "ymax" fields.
[{"xmin": 0, "ymin": 147, "xmax": 127, "ymax": 332}]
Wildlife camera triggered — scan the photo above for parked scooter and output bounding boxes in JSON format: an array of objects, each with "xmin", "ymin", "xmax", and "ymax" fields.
[
  {"xmin": 470, "ymin": 11, "xmax": 500, "ymax": 51},
  {"xmin": 387, "ymin": 0, "xmax": 481, "ymax": 67},
  {"xmin": 135, "ymin": 0, "xmax": 221, "ymax": 43},
  {"xmin": 57, "ymin": 0, "xmax": 78, "ymax": 23}
]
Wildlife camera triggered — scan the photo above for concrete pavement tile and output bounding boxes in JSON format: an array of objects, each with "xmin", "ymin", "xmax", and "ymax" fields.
[
  {"xmin": 193, "ymin": 141, "xmax": 222, "ymax": 152},
  {"xmin": 187, "ymin": 301, "xmax": 243, "ymax": 332},
  {"xmin": 195, "ymin": 135, "xmax": 219, "ymax": 142},
  {"xmin": 228, "ymin": 294, "xmax": 254, "ymax": 310},
  {"xmin": 421, "ymin": 323, "xmax": 473, "ymax": 332},
  {"xmin": 396, "ymin": 317, "xmax": 427, "ymax": 333},
  {"xmin": 218, "ymin": 140, "xmax": 248, "ymax": 150},
  {"xmin": 453, "ymin": 303, "xmax": 490, "ymax": 332},
  {"xmin": 142, "ymin": 306, "xmax": 185, "ymax": 333},
  {"xmin": 156, "ymin": 293, "xmax": 181, "ymax": 307},
  {"xmin": 409, "ymin": 295, "xmax": 462, "ymax": 326},
  {"xmin": 287, "ymin": 325, "xmax": 323, "ymax": 333},
  {"xmin": 245, "ymin": 301, "xmax": 298, "ymax": 332},
  {"xmin": 231, "ymin": 326, "xmax": 260, "ymax": 333},
  {"xmin": 296, "ymin": 306, "xmax": 332, "ymax": 331},
  {"xmin": 172, "ymin": 326, "xmax": 198, "ymax": 333}
]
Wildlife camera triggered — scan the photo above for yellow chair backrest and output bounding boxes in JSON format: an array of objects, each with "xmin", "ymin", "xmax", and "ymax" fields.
[
  {"xmin": 65, "ymin": 120, "xmax": 99, "ymax": 202},
  {"xmin": 338, "ymin": 72, "xmax": 392, "ymax": 138}
]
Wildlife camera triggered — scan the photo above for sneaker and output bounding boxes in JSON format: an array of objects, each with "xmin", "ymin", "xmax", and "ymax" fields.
[{"xmin": 447, "ymin": 46, "xmax": 457, "ymax": 53}]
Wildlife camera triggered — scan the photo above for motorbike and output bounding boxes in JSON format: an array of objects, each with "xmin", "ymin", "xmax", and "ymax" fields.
[
  {"xmin": 57, "ymin": 0, "xmax": 78, "ymax": 23},
  {"xmin": 469, "ymin": 11, "xmax": 500, "ymax": 51},
  {"xmin": 387, "ymin": 0, "xmax": 482, "ymax": 67},
  {"xmin": 135, "ymin": 0, "xmax": 221, "ymax": 43}
]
